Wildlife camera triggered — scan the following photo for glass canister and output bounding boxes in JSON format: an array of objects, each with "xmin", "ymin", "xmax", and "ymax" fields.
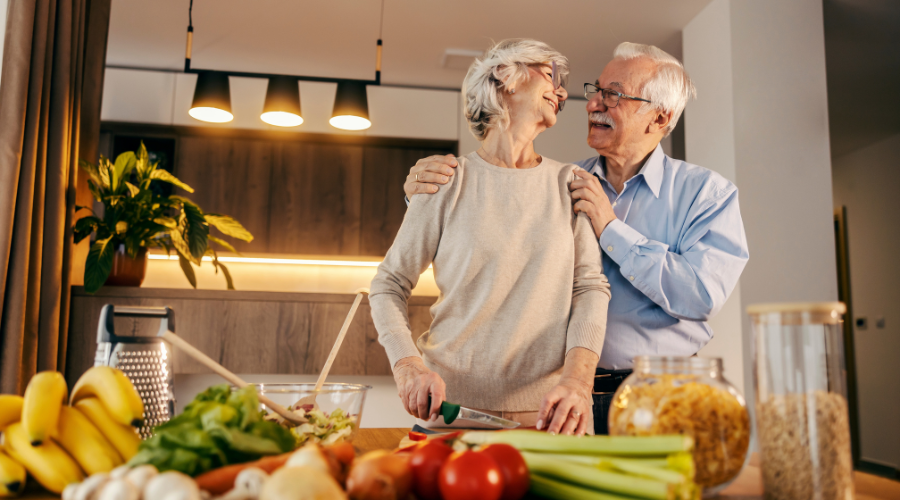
[
  {"xmin": 608, "ymin": 356, "xmax": 751, "ymax": 494},
  {"xmin": 749, "ymin": 302, "xmax": 854, "ymax": 500}
]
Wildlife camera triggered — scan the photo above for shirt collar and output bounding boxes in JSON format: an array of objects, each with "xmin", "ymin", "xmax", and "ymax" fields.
[{"xmin": 591, "ymin": 144, "xmax": 665, "ymax": 198}]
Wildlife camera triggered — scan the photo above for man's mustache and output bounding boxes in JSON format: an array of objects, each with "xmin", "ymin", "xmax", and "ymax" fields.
[{"xmin": 589, "ymin": 112, "xmax": 615, "ymax": 130}]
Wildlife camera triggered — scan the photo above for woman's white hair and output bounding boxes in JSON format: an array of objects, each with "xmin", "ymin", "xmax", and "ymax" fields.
[
  {"xmin": 462, "ymin": 39, "xmax": 569, "ymax": 141},
  {"xmin": 613, "ymin": 42, "xmax": 696, "ymax": 137}
]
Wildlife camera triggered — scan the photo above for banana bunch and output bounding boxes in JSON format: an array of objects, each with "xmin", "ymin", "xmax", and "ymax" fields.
[{"xmin": 0, "ymin": 367, "xmax": 145, "ymax": 496}]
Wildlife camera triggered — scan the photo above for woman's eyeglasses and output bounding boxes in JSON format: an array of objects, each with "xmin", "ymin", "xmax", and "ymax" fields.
[{"xmin": 583, "ymin": 83, "xmax": 652, "ymax": 108}]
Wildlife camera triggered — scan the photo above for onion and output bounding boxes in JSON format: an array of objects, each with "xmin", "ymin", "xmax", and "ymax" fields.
[{"xmin": 345, "ymin": 451, "xmax": 412, "ymax": 500}]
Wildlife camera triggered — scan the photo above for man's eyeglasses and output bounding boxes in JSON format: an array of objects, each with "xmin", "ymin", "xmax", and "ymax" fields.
[{"xmin": 583, "ymin": 83, "xmax": 651, "ymax": 108}]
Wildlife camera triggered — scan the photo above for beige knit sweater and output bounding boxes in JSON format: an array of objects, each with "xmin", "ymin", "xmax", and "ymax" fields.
[{"xmin": 370, "ymin": 152, "xmax": 611, "ymax": 411}]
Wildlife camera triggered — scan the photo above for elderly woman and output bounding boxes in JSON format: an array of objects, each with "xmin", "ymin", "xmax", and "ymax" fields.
[{"xmin": 369, "ymin": 39, "xmax": 610, "ymax": 436}]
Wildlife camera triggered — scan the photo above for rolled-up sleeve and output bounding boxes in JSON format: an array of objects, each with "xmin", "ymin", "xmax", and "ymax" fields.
[{"xmin": 566, "ymin": 212, "xmax": 612, "ymax": 357}]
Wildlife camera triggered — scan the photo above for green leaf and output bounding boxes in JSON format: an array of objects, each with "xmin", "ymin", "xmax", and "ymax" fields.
[
  {"xmin": 208, "ymin": 235, "xmax": 238, "ymax": 255},
  {"xmin": 98, "ymin": 159, "xmax": 111, "ymax": 191},
  {"xmin": 210, "ymin": 255, "xmax": 235, "ymax": 290},
  {"xmin": 151, "ymin": 169, "xmax": 195, "ymax": 193},
  {"xmin": 205, "ymin": 215, "xmax": 254, "ymax": 243},
  {"xmin": 73, "ymin": 216, "xmax": 101, "ymax": 243},
  {"xmin": 84, "ymin": 237, "xmax": 116, "ymax": 294},
  {"xmin": 112, "ymin": 151, "xmax": 137, "ymax": 191},
  {"xmin": 78, "ymin": 159, "xmax": 103, "ymax": 187},
  {"xmin": 168, "ymin": 225, "xmax": 199, "ymax": 265},
  {"xmin": 116, "ymin": 221, "xmax": 128, "ymax": 234},
  {"xmin": 125, "ymin": 181, "xmax": 141, "ymax": 197},
  {"xmin": 86, "ymin": 180, "xmax": 102, "ymax": 201},
  {"xmin": 178, "ymin": 252, "xmax": 198, "ymax": 288},
  {"xmin": 136, "ymin": 142, "xmax": 150, "ymax": 177},
  {"xmin": 154, "ymin": 217, "xmax": 178, "ymax": 229},
  {"xmin": 179, "ymin": 198, "xmax": 208, "ymax": 260}
]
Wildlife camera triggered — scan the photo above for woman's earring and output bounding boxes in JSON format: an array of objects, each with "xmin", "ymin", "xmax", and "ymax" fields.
[{"xmin": 508, "ymin": 88, "xmax": 515, "ymax": 94}]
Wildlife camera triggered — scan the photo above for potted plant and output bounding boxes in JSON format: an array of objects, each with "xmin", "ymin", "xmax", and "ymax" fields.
[{"xmin": 73, "ymin": 143, "xmax": 253, "ymax": 293}]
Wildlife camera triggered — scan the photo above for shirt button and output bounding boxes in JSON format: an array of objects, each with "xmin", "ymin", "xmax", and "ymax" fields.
[
  {"xmin": 612, "ymin": 201, "xmax": 618, "ymax": 207},
  {"xmin": 629, "ymin": 276, "xmax": 635, "ymax": 281},
  {"xmin": 607, "ymin": 246, "xmax": 614, "ymax": 252}
]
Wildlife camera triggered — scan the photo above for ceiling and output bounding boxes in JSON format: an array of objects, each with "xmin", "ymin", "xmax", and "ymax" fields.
[
  {"xmin": 106, "ymin": 0, "xmax": 712, "ymax": 93},
  {"xmin": 824, "ymin": 0, "xmax": 900, "ymax": 157}
]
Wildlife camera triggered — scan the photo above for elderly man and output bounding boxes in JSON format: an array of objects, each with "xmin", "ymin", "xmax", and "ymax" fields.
[{"xmin": 404, "ymin": 42, "xmax": 749, "ymax": 434}]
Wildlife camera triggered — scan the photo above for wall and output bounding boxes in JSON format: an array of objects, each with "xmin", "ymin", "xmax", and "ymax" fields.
[
  {"xmin": 0, "ymin": 0, "xmax": 7, "ymax": 86},
  {"xmin": 832, "ymin": 132, "xmax": 900, "ymax": 469},
  {"xmin": 683, "ymin": 0, "xmax": 839, "ymax": 402}
]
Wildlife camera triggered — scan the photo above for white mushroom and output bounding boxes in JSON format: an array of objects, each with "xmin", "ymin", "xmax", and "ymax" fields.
[
  {"xmin": 62, "ymin": 483, "xmax": 80, "ymax": 500},
  {"xmin": 144, "ymin": 471, "xmax": 201, "ymax": 500},
  {"xmin": 234, "ymin": 468, "xmax": 268, "ymax": 497},
  {"xmin": 72, "ymin": 473, "xmax": 111, "ymax": 500},
  {"xmin": 110, "ymin": 466, "xmax": 131, "ymax": 480},
  {"xmin": 96, "ymin": 478, "xmax": 140, "ymax": 500},
  {"xmin": 124, "ymin": 465, "xmax": 159, "ymax": 491}
]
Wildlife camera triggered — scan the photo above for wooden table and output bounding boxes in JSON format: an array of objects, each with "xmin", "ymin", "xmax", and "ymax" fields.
[{"xmin": 22, "ymin": 428, "xmax": 900, "ymax": 499}]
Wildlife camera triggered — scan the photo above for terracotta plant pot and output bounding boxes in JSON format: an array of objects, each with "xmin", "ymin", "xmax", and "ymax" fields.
[{"xmin": 105, "ymin": 246, "xmax": 148, "ymax": 287}]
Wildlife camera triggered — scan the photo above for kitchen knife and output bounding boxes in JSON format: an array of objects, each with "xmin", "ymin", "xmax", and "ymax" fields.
[{"xmin": 438, "ymin": 401, "xmax": 520, "ymax": 429}]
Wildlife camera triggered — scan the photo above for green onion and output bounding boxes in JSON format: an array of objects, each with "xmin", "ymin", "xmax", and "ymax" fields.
[
  {"xmin": 463, "ymin": 430, "xmax": 693, "ymax": 456},
  {"xmin": 523, "ymin": 452, "xmax": 674, "ymax": 500},
  {"xmin": 529, "ymin": 474, "xmax": 633, "ymax": 500}
]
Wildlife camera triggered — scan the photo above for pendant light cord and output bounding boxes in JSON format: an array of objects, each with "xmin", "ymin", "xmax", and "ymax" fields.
[
  {"xmin": 378, "ymin": 0, "xmax": 385, "ymax": 39},
  {"xmin": 185, "ymin": 0, "xmax": 194, "ymax": 71}
]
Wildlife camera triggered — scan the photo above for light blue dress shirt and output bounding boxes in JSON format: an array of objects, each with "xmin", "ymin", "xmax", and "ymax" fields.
[{"xmin": 574, "ymin": 145, "xmax": 749, "ymax": 369}]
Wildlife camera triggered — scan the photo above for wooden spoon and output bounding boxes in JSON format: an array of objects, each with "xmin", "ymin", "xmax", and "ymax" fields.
[
  {"xmin": 293, "ymin": 288, "xmax": 369, "ymax": 411},
  {"xmin": 161, "ymin": 330, "xmax": 308, "ymax": 425}
]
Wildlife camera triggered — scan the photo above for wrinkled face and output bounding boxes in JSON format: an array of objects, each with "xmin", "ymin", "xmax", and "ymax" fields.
[
  {"xmin": 505, "ymin": 64, "xmax": 569, "ymax": 131},
  {"xmin": 586, "ymin": 57, "xmax": 657, "ymax": 154}
]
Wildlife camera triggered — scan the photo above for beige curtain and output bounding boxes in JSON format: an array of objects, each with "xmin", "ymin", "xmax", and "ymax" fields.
[{"xmin": 0, "ymin": 0, "xmax": 110, "ymax": 394}]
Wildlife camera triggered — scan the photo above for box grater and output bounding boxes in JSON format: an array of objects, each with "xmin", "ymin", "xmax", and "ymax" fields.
[{"xmin": 93, "ymin": 304, "xmax": 176, "ymax": 439}]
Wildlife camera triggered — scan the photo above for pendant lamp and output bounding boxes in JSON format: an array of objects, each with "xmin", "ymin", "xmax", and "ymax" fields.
[
  {"xmin": 189, "ymin": 71, "xmax": 233, "ymax": 123},
  {"xmin": 261, "ymin": 76, "xmax": 303, "ymax": 127},
  {"xmin": 330, "ymin": 81, "xmax": 371, "ymax": 130}
]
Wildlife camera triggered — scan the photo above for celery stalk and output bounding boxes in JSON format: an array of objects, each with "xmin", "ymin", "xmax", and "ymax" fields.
[
  {"xmin": 522, "ymin": 452, "xmax": 674, "ymax": 500},
  {"xmin": 529, "ymin": 474, "xmax": 634, "ymax": 500},
  {"xmin": 463, "ymin": 430, "xmax": 693, "ymax": 456},
  {"xmin": 543, "ymin": 453, "xmax": 671, "ymax": 469}
]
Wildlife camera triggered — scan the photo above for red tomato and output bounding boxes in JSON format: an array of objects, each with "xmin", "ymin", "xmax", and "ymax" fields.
[
  {"xmin": 409, "ymin": 431, "xmax": 428, "ymax": 442},
  {"xmin": 438, "ymin": 450, "xmax": 504, "ymax": 500},
  {"xmin": 479, "ymin": 444, "xmax": 529, "ymax": 500},
  {"xmin": 409, "ymin": 440, "xmax": 454, "ymax": 500}
]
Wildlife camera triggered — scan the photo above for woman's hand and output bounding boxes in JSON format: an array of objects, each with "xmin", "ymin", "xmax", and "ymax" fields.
[
  {"xmin": 537, "ymin": 377, "xmax": 592, "ymax": 436},
  {"xmin": 392, "ymin": 356, "xmax": 447, "ymax": 420},
  {"xmin": 537, "ymin": 347, "xmax": 599, "ymax": 436}
]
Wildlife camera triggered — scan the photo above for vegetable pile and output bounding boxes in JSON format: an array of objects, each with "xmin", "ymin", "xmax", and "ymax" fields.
[
  {"xmin": 462, "ymin": 430, "xmax": 701, "ymax": 500},
  {"xmin": 274, "ymin": 406, "xmax": 356, "ymax": 447},
  {"xmin": 129, "ymin": 385, "xmax": 295, "ymax": 476}
]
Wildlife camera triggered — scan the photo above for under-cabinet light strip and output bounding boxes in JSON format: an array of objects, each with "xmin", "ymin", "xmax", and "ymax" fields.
[
  {"xmin": 147, "ymin": 254, "xmax": 436, "ymax": 269},
  {"xmin": 148, "ymin": 254, "xmax": 382, "ymax": 267}
]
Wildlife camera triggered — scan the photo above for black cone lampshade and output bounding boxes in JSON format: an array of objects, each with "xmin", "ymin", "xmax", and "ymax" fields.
[
  {"xmin": 261, "ymin": 76, "xmax": 303, "ymax": 127},
  {"xmin": 330, "ymin": 81, "xmax": 371, "ymax": 130},
  {"xmin": 190, "ymin": 72, "xmax": 233, "ymax": 123}
]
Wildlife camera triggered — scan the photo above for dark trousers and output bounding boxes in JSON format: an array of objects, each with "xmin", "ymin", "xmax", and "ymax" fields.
[{"xmin": 591, "ymin": 368, "xmax": 633, "ymax": 435}]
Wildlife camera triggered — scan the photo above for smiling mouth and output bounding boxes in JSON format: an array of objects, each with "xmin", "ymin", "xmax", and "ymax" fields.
[
  {"xmin": 590, "ymin": 122, "xmax": 612, "ymax": 130},
  {"xmin": 544, "ymin": 97, "xmax": 558, "ymax": 112}
]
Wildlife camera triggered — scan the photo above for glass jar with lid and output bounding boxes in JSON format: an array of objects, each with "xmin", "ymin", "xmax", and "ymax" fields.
[
  {"xmin": 608, "ymin": 356, "xmax": 750, "ymax": 495},
  {"xmin": 749, "ymin": 302, "xmax": 853, "ymax": 500}
]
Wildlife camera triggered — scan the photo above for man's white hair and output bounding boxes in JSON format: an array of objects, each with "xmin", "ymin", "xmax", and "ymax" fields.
[
  {"xmin": 613, "ymin": 42, "xmax": 696, "ymax": 137},
  {"xmin": 462, "ymin": 39, "xmax": 569, "ymax": 141}
]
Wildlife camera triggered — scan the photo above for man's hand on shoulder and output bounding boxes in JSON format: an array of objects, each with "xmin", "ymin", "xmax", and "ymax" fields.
[
  {"xmin": 571, "ymin": 168, "xmax": 617, "ymax": 239},
  {"xmin": 404, "ymin": 154, "xmax": 458, "ymax": 198}
]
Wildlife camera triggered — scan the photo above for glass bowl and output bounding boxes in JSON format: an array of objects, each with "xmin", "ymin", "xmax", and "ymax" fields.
[{"xmin": 253, "ymin": 383, "xmax": 371, "ymax": 446}]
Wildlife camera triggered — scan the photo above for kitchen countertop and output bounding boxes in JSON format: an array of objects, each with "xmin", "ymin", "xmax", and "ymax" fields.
[{"xmin": 21, "ymin": 428, "xmax": 900, "ymax": 499}]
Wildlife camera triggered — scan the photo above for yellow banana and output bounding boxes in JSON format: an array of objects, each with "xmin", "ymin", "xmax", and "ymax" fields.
[
  {"xmin": 0, "ymin": 423, "xmax": 83, "ymax": 494},
  {"xmin": 0, "ymin": 396, "xmax": 23, "ymax": 432},
  {"xmin": 70, "ymin": 367, "xmax": 144, "ymax": 427},
  {"xmin": 56, "ymin": 406, "xmax": 123, "ymax": 475},
  {"xmin": 0, "ymin": 450, "xmax": 26, "ymax": 497},
  {"xmin": 21, "ymin": 371, "xmax": 68, "ymax": 445},
  {"xmin": 111, "ymin": 369, "xmax": 145, "ymax": 425},
  {"xmin": 73, "ymin": 398, "xmax": 141, "ymax": 461}
]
